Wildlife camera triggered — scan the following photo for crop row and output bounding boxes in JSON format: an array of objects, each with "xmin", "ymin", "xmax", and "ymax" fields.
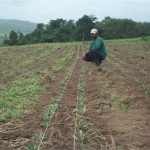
[
  {"xmin": 26, "ymin": 46, "xmax": 80, "ymax": 150},
  {"xmin": 108, "ymin": 57, "xmax": 150, "ymax": 95},
  {"xmin": 0, "ymin": 44, "xmax": 77, "ymax": 124}
]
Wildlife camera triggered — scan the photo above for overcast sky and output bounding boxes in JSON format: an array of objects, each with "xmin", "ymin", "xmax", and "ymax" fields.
[{"xmin": 0, "ymin": 0, "xmax": 150, "ymax": 23}]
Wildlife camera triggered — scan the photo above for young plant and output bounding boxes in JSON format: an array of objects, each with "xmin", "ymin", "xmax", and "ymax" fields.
[
  {"xmin": 73, "ymin": 105, "xmax": 87, "ymax": 116},
  {"xmin": 75, "ymin": 119, "xmax": 90, "ymax": 130},
  {"xmin": 27, "ymin": 138, "xmax": 39, "ymax": 150},
  {"xmin": 140, "ymin": 83, "xmax": 150, "ymax": 95},
  {"xmin": 75, "ymin": 129, "xmax": 95, "ymax": 150}
]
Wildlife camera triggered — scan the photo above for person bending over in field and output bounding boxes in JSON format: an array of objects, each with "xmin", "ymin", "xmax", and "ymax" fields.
[{"xmin": 82, "ymin": 28, "xmax": 107, "ymax": 71}]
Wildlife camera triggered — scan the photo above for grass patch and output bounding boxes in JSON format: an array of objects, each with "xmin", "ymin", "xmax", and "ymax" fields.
[
  {"xmin": 0, "ymin": 73, "xmax": 41, "ymax": 123},
  {"xmin": 139, "ymin": 82, "xmax": 150, "ymax": 95},
  {"xmin": 117, "ymin": 143, "xmax": 125, "ymax": 150},
  {"xmin": 97, "ymin": 77, "xmax": 131, "ymax": 112},
  {"xmin": 112, "ymin": 128, "xmax": 131, "ymax": 135},
  {"xmin": 52, "ymin": 50, "xmax": 74, "ymax": 72},
  {"xmin": 106, "ymin": 36, "xmax": 150, "ymax": 44}
]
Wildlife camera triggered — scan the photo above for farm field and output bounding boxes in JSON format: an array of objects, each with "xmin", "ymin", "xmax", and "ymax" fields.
[{"xmin": 0, "ymin": 39, "xmax": 150, "ymax": 150}]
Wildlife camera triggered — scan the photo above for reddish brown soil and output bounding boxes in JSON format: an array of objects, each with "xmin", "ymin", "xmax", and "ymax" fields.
[
  {"xmin": 0, "ymin": 46, "xmax": 68, "ymax": 85},
  {"xmin": 0, "ymin": 42, "xmax": 150, "ymax": 150}
]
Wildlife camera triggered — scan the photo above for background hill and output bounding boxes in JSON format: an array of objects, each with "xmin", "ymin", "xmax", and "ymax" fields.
[{"xmin": 0, "ymin": 19, "xmax": 37, "ymax": 37}]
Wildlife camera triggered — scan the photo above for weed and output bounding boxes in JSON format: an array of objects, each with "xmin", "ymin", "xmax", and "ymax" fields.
[
  {"xmin": 52, "ymin": 50, "xmax": 74, "ymax": 72},
  {"xmin": 44, "ymin": 101, "xmax": 58, "ymax": 127},
  {"xmin": 112, "ymin": 128, "xmax": 131, "ymax": 135},
  {"xmin": 107, "ymin": 91, "xmax": 118, "ymax": 101},
  {"xmin": 75, "ymin": 129, "xmax": 95, "ymax": 149},
  {"xmin": 0, "ymin": 73, "xmax": 41, "ymax": 121},
  {"xmin": 117, "ymin": 143, "xmax": 125, "ymax": 150},
  {"xmin": 38, "ymin": 132, "xmax": 46, "ymax": 141},
  {"xmin": 27, "ymin": 138, "xmax": 39, "ymax": 150},
  {"xmin": 119, "ymin": 102, "xmax": 132, "ymax": 112},
  {"xmin": 140, "ymin": 83, "xmax": 150, "ymax": 95},
  {"xmin": 75, "ymin": 119, "xmax": 90, "ymax": 130},
  {"xmin": 74, "ymin": 105, "xmax": 87, "ymax": 116}
]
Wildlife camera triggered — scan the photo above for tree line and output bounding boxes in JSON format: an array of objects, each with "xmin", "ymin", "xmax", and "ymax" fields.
[{"xmin": 3, "ymin": 15, "xmax": 150, "ymax": 45}]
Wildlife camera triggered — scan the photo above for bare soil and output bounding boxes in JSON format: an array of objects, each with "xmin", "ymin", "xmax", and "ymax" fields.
[{"xmin": 0, "ymin": 42, "xmax": 150, "ymax": 150}]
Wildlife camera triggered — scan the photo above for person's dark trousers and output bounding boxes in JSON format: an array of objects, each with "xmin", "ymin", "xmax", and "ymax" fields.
[{"xmin": 83, "ymin": 49, "xmax": 103, "ymax": 66}]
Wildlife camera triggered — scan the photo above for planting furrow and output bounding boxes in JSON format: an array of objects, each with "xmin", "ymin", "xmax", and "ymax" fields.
[
  {"xmin": 1, "ymin": 41, "xmax": 149, "ymax": 150},
  {"xmin": 108, "ymin": 51, "xmax": 150, "ymax": 75},
  {"xmin": 107, "ymin": 42, "xmax": 150, "ymax": 74},
  {"xmin": 0, "ymin": 46, "xmax": 70, "ymax": 85},
  {"xmin": 73, "ymin": 44, "xmax": 92, "ymax": 150},
  {"xmin": 0, "ymin": 45, "xmax": 55, "ymax": 74},
  {"xmin": 36, "ymin": 47, "xmax": 83, "ymax": 150},
  {"xmin": 76, "ymin": 64, "xmax": 112, "ymax": 150},
  {"xmin": 94, "ymin": 59, "xmax": 150, "ymax": 149},
  {"xmin": 107, "ymin": 42, "xmax": 150, "ymax": 61},
  {"xmin": 107, "ymin": 54, "xmax": 150, "ymax": 95},
  {"xmin": 73, "ymin": 62, "xmax": 89, "ymax": 150},
  {"xmin": 25, "ymin": 45, "xmax": 81, "ymax": 149},
  {"xmin": 0, "ymin": 45, "xmax": 79, "ymax": 149}
]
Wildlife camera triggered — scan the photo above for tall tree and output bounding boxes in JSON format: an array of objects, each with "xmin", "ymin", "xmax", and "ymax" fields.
[
  {"xmin": 9, "ymin": 30, "xmax": 18, "ymax": 45},
  {"xmin": 76, "ymin": 15, "xmax": 97, "ymax": 41}
]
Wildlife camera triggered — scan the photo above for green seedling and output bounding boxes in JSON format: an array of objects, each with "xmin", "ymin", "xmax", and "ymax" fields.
[
  {"xmin": 119, "ymin": 102, "xmax": 132, "ymax": 112},
  {"xmin": 38, "ymin": 132, "xmax": 46, "ymax": 141},
  {"xmin": 107, "ymin": 91, "xmax": 118, "ymax": 101},
  {"xmin": 75, "ymin": 129, "xmax": 86, "ymax": 143},
  {"xmin": 140, "ymin": 83, "xmax": 150, "ymax": 95},
  {"xmin": 44, "ymin": 102, "xmax": 58, "ymax": 127},
  {"xmin": 117, "ymin": 143, "xmax": 125, "ymax": 150},
  {"xmin": 76, "ymin": 119, "xmax": 90, "ymax": 130},
  {"xmin": 112, "ymin": 128, "xmax": 131, "ymax": 135},
  {"xmin": 75, "ymin": 129, "xmax": 95, "ymax": 149},
  {"xmin": 0, "ymin": 73, "xmax": 41, "ymax": 121},
  {"xmin": 27, "ymin": 138, "xmax": 37, "ymax": 150},
  {"xmin": 73, "ymin": 105, "xmax": 87, "ymax": 116}
]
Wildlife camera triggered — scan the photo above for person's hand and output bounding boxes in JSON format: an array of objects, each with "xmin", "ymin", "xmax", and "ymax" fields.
[{"xmin": 82, "ymin": 53, "xmax": 86, "ymax": 60}]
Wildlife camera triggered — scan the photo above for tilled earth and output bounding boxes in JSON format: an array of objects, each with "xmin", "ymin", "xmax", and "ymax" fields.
[{"xmin": 0, "ymin": 41, "xmax": 150, "ymax": 150}]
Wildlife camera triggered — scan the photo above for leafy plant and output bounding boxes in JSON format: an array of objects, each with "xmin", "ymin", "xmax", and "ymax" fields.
[
  {"xmin": 27, "ymin": 138, "xmax": 38, "ymax": 150},
  {"xmin": 75, "ymin": 119, "xmax": 90, "ymax": 130},
  {"xmin": 140, "ymin": 83, "xmax": 150, "ymax": 95},
  {"xmin": 73, "ymin": 105, "xmax": 87, "ymax": 116},
  {"xmin": 117, "ymin": 143, "xmax": 124, "ymax": 150},
  {"xmin": 75, "ymin": 129, "xmax": 95, "ymax": 149}
]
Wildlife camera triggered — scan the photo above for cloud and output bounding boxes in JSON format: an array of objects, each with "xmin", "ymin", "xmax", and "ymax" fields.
[{"xmin": 0, "ymin": 0, "xmax": 150, "ymax": 23}]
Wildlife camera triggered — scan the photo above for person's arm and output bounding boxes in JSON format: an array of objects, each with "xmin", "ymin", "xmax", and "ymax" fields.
[
  {"xmin": 92, "ymin": 38, "xmax": 101, "ymax": 50},
  {"xmin": 89, "ymin": 41, "xmax": 93, "ymax": 51}
]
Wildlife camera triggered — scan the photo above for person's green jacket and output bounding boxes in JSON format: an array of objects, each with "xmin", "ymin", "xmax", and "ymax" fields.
[{"xmin": 89, "ymin": 36, "xmax": 107, "ymax": 60}]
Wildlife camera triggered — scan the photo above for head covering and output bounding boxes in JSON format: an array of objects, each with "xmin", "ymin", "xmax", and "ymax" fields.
[{"xmin": 90, "ymin": 29, "xmax": 98, "ymax": 34}]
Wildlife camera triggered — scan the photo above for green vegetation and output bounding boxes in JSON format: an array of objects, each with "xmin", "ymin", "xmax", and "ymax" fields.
[
  {"xmin": 135, "ymin": 80, "xmax": 150, "ymax": 95},
  {"xmin": 0, "ymin": 39, "xmax": 150, "ymax": 149},
  {"xmin": 73, "ymin": 62, "xmax": 94, "ymax": 150},
  {"xmin": 0, "ymin": 36, "xmax": 4, "ymax": 44},
  {"xmin": 34, "ymin": 48, "xmax": 78, "ymax": 150},
  {"xmin": 0, "ymin": 73, "xmax": 41, "ymax": 123},
  {"xmin": 0, "ymin": 44, "xmax": 60, "ymax": 78},
  {"xmin": 0, "ymin": 42, "xmax": 76, "ymax": 124},
  {"xmin": 117, "ymin": 144, "xmax": 125, "ymax": 150},
  {"xmin": 0, "ymin": 19, "xmax": 37, "ymax": 37},
  {"xmin": 106, "ymin": 36, "xmax": 150, "ymax": 44},
  {"xmin": 2, "ymin": 15, "xmax": 150, "ymax": 46},
  {"xmin": 52, "ymin": 49, "xmax": 74, "ymax": 72},
  {"xmin": 97, "ymin": 76, "xmax": 131, "ymax": 112}
]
